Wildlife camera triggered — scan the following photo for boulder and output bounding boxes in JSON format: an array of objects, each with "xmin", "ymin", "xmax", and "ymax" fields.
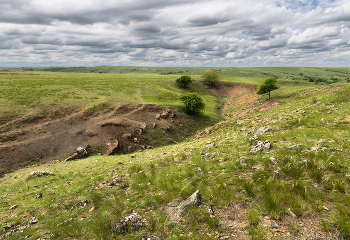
[
  {"xmin": 64, "ymin": 147, "xmax": 89, "ymax": 162},
  {"xmin": 112, "ymin": 213, "xmax": 142, "ymax": 233},
  {"xmin": 160, "ymin": 109, "xmax": 174, "ymax": 119},
  {"xmin": 27, "ymin": 170, "xmax": 54, "ymax": 179}
]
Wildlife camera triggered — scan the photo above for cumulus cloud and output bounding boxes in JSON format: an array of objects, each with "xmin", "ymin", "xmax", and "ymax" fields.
[{"xmin": 0, "ymin": 0, "xmax": 349, "ymax": 67}]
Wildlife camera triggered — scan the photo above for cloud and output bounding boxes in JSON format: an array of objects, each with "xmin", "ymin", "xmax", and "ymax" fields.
[{"xmin": 0, "ymin": 0, "xmax": 349, "ymax": 67}]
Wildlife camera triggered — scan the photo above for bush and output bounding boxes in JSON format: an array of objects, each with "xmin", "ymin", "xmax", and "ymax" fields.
[
  {"xmin": 176, "ymin": 75, "xmax": 192, "ymax": 87},
  {"xmin": 202, "ymin": 70, "xmax": 220, "ymax": 86},
  {"xmin": 180, "ymin": 93, "xmax": 205, "ymax": 113}
]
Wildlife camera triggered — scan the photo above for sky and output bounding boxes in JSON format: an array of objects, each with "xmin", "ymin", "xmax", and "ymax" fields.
[{"xmin": 0, "ymin": 0, "xmax": 349, "ymax": 67}]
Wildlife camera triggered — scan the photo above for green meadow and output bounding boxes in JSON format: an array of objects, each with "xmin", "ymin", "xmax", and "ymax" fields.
[{"xmin": 1, "ymin": 67, "xmax": 350, "ymax": 239}]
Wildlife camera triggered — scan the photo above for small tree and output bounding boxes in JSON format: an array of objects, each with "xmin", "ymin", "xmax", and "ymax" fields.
[
  {"xmin": 176, "ymin": 75, "xmax": 192, "ymax": 87},
  {"xmin": 180, "ymin": 92, "xmax": 205, "ymax": 113},
  {"xmin": 202, "ymin": 70, "xmax": 221, "ymax": 86},
  {"xmin": 256, "ymin": 76, "xmax": 279, "ymax": 100}
]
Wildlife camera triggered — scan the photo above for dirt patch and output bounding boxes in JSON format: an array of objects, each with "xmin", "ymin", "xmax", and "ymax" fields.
[
  {"xmin": 0, "ymin": 104, "xmax": 178, "ymax": 175},
  {"xmin": 210, "ymin": 84, "xmax": 282, "ymax": 118}
]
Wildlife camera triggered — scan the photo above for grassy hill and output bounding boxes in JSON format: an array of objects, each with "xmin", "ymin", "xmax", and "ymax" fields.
[
  {"xmin": 21, "ymin": 66, "xmax": 350, "ymax": 83},
  {"xmin": 1, "ymin": 69, "xmax": 350, "ymax": 239}
]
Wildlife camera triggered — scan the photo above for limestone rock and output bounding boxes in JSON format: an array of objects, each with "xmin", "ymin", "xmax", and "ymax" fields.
[
  {"xmin": 287, "ymin": 144, "xmax": 301, "ymax": 150},
  {"xmin": 250, "ymin": 140, "xmax": 271, "ymax": 153},
  {"xmin": 165, "ymin": 190, "xmax": 201, "ymax": 222},
  {"xmin": 64, "ymin": 147, "xmax": 89, "ymax": 162},
  {"xmin": 256, "ymin": 126, "xmax": 273, "ymax": 134},
  {"xmin": 112, "ymin": 213, "xmax": 142, "ymax": 233},
  {"xmin": 27, "ymin": 171, "xmax": 54, "ymax": 179},
  {"xmin": 106, "ymin": 140, "xmax": 119, "ymax": 155}
]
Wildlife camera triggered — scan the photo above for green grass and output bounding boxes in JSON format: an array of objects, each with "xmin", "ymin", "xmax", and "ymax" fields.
[{"xmin": 2, "ymin": 69, "xmax": 350, "ymax": 239}]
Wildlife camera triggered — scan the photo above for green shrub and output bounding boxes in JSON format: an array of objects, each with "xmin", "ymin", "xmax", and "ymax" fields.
[
  {"xmin": 202, "ymin": 70, "xmax": 221, "ymax": 86},
  {"xmin": 256, "ymin": 76, "xmax": 279, "ymax": 99},
  {"xmin": 180, "ymin": 93, "xmax": 205, "ymax": 113},
  {"xmin": 176, "ymin": 75, "xmax": 192, "ymax": 87}
]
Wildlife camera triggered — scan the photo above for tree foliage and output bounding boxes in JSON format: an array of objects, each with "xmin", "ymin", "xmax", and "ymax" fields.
[
  {"xmin": 202, "ymin": 70, "xmax": 221, "ymax": 86},
  {"xmin": 176, "ymin": 75, "xmax": 192, "ymax": 87},
  {"xmin": 256, "ymin": 76, "xmax": 279, "ymax": 100},
  {"xmin": 180, "ymin": 92, "xmax": 205, "ymax": 113}
]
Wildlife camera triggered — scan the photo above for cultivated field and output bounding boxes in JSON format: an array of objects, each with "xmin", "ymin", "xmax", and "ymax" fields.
[{"xmin": 1, "ymin": 67, "xmax": 350, "ymax": 239}]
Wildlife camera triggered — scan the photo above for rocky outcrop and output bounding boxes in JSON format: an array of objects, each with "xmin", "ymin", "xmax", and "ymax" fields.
[
  {"xmin": 165, "ymin": 190, "xmax": 201, "ymax": 222},
  {"xmin": 106, "ymin": 140, "xmax": 119, "ymax": 155}
]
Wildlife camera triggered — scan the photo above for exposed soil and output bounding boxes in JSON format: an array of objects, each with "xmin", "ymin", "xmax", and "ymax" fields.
[{"xmin": 0, "ymin": 104, "xmax": 177, "ymax": 174}]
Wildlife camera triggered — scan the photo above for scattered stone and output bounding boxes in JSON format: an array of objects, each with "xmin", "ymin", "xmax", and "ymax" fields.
[
  {"xmin": 155, "ymin": 114, "xmax": 161, "ymax": 120},
  {"xmin": 273, "ymin": 170, "xmax": 281, "ymax": 179},
  {"xmin": 165, "ymin": 190, "xmax": 201, "ymax": 222},
  {"xmin": 71, "ymin": 200, "xmax": 89, "ymax": 211},
  {"xmin": 250, "ymin": 140, "xmax": 272, "ymax": 153},
  {"xmin": 323, "ymin": 206, "xmax": 330, "ymax": 211},
  {"xmin": 27, "ymin": 171, "xmax": 54, "ymax": 179},
  {"xmin": 112, "ymin": 213, "xmax": 142, "ymax": 233},
  {"xmin": 196, "ymin": 167, "xmax": 203, "ymax": 173},
  {"xmin": 206, "ymin": 142, "xmax": 216, "ymax": 148},
  {"xmin": 200, "ymin": 151, "xmax": 205, "ymax": 155},
  {"xmin": 250, "ymin": 135, "xmax": 258, "ymax": 141},
  {"xmin": 10, "ymin": 204, "xmax": 18, "ymax": 210},
  {"xmin": 271, "ymin": 222, "xmax": 279, "ymax": 229},
  {"xmin": 122, "ymin": 133, "xmax": 133, "ymax": 140},
  {"xmin": 287, "ymin": 144, "xmax": 302, "ymax": 150},
  {"xmin": 152, "ymin": 123, "xmax": 156, "ymax": 128},
  {"xmin": 64, "ymin": 147, "xmax": 89, "ymax": 162},
  {"xmin": 160, "ymin": 109, "xmax": 175, "ymax": 119},
  {"xmin": 106, "ymin": 140, "xmax": 119, "ymax": 155},
  {"xmin": 204, "ymin": 152, "xmax": 219, "ymax": 158},
  {"xmin": 256, "ymin": 126, "xmax": 273, "ymax": 134},
  {"xmin": 134, "ymin": 137, "xmax": 138, "ymax": 143},
  {"xmin": 36, "ymin": 193, "xmax": 43, "ymax": 199},
  {"xmin": 30, "ymin": 217, "xmax": 39, "ymax": 224},
  {"xmin": 287, "ymin": 208, "xmax": 297, "ymax": 218}
]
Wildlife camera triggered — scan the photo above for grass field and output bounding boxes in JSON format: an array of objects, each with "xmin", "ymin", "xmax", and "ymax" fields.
[{"xmin": 1, "ymin": 68, "xmax": 350, "ymax": 239}]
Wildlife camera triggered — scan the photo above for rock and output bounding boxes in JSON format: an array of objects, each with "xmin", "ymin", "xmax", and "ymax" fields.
[
  {"xmin": 155, "ymin": 114, "xmax": 161, "ymax": 120},
  {"xmin": 10, "ymin": 204, "xmax": 18, "ymax": 210},
  {"xmin": 206, "ymin": 142, "xmax": 216, "ymax": 148},
  {"xmin": 27, "ymin": 171, "xmax": 54, "ymax": 179},
  {"xmin": 112, "ymin": 213, "xmax": 142, "ymax": 233},
  {"xmin": 200, "ymin": 151, "xmax": 205, "ymax": 155},
  {"xmin": 36, "ymin": 193, "xmax": 43, "ymax": 199},
  {"xmin": 64, "ymin": 147, "xmax": 89, "ymax": 162},
  {"xmin": 287, "ymin": 208, "xmax": 297, "ymax": 218},
  {"xmin": 256, "ymin": 126, "xmax": 273, "ymax": 134},
  {"xmin": 196, "ymin": 167, "xmax": 203, "ymax": 173},
  {"xmin": 204, "ymin": 152, "xmax": 219, "ymax": 158},
  {"xmin": 165, "ymin": 190, "xmax": 201, "ymax": 221},
  {"xmin": 287, "ymin": 144, "xmax": 301, "ymax": 150},
  {"xmin": 271, "ymin": 222, "xmax": 279, "ymax": 229},
  {"xmin": 106, "ymin": 140, "xmax": 119, "ymax": 155},
  {"xmin": 323, "ymin": 206, "xmax": 330, "ymax": 211},
  {"xmin": 160, "ymin": 109, "xmax": 175, "ymax": 119},
  {"xmin": 30, "ymin": 217, "xmax": 38, "ymax": 224},
  {"xmin": 152, "ymin": 123, "xmax": 156, "ymax": 128},
  {"xmin": 250, "ymin": 140, "xmax": 272, "ymax": 153},
  {"xmin": 250, "ymin": 135, "xmax": 258, "ymax": 141},
  {"xmin": 134, "ymin": 137, "xmax": 138, "ymax": 143},
  {"xmin": 140, "ymin": 123, "xmax": 147, "ymax": 133}
]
